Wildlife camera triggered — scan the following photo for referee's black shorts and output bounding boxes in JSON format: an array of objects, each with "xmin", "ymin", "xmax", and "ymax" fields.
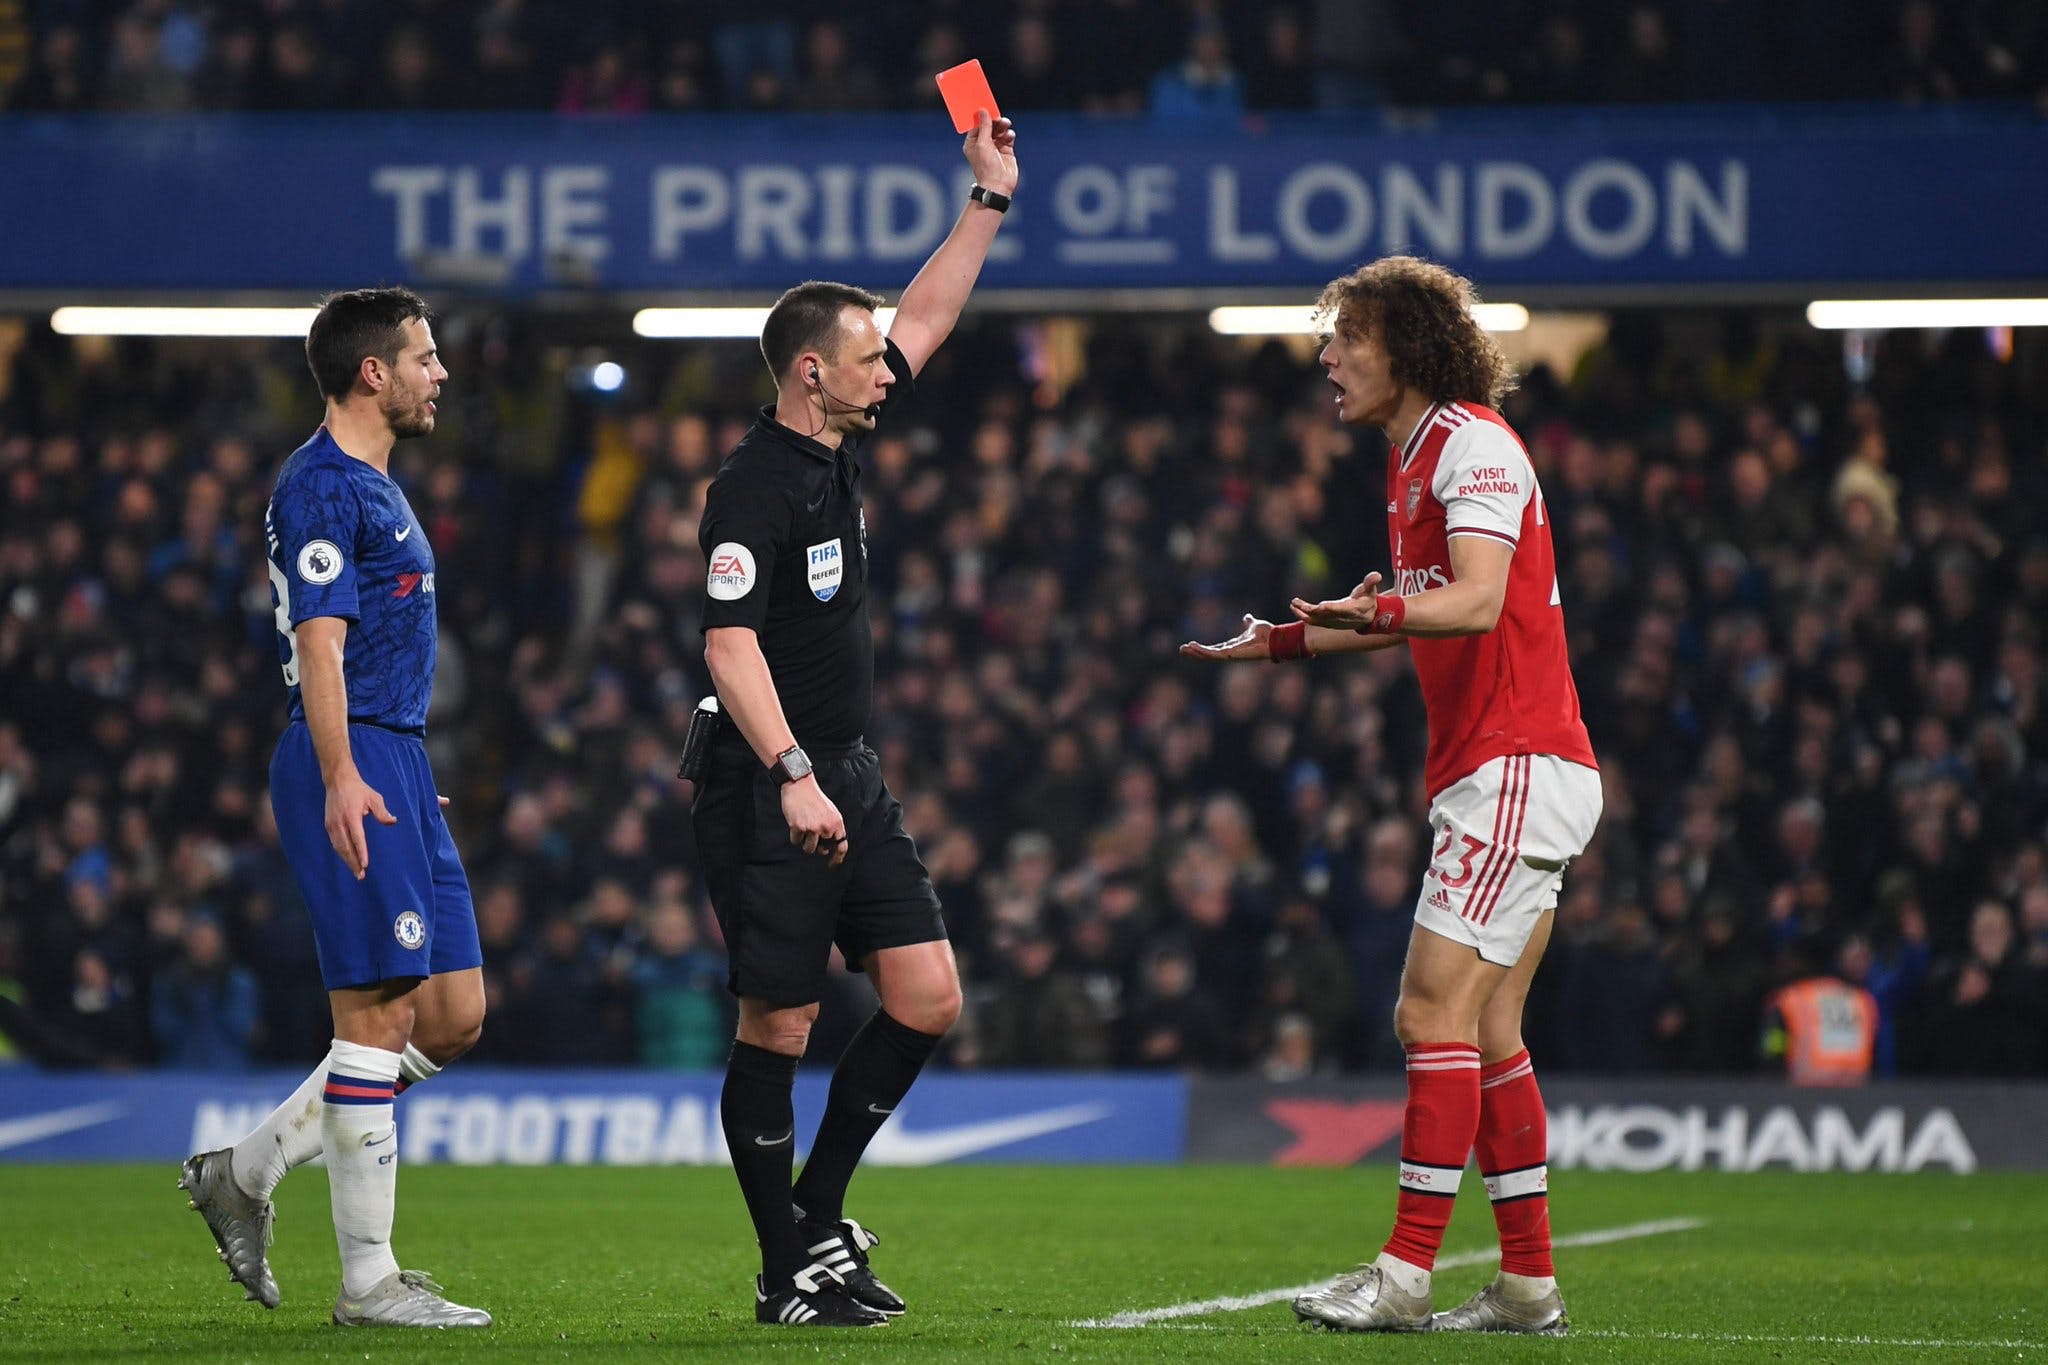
[{"xmin": 690, "ymin": 733, "xmax": 945, "ymax": 1008}]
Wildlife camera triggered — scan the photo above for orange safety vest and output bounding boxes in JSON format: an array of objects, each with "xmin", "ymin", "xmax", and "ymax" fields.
[{"xmin": 1770, "ymin": 977, "xmax": 1877, "ymax": 1086}]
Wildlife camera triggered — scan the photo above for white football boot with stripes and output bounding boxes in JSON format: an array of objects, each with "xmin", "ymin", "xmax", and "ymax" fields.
[
  {"xmin": 1434, "ymin": 1275, "xmax": 1570, "ymax": 1335},
  {"xmin": 754, "ymin": 1261, "xmax": 888, "ymax": 1327},
  {"xmin": 1293, "ymin": 1263, "xmax": 1433, "ymax": 1332},
  {"xmin": 332, "ymin": 1269, "xmax": 492, "ymax": 1327}
]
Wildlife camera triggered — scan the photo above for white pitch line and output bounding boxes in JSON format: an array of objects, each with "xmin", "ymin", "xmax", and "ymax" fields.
[{"xmin": 1071, "ymin": 1216, "xmax": 1708, "ymax": 1329}]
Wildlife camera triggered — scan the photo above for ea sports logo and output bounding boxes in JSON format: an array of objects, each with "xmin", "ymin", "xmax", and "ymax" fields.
[
  {"xmin": 706, "ymin": 542, "xmax": 756, "ymax": 601},
  {"xmin": 393, "ymin": 910, "xmax": 426, "ymax": 950}
]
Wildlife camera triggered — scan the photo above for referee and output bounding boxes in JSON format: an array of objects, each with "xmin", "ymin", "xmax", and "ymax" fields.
[{"xmin": 692, "ymin": 111, "xmax": 1018, "ymax": 1329}]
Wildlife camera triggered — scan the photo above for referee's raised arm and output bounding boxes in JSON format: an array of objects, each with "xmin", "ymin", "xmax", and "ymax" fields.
[{"xmin": 884, "ymin": 110, "xmax": 1019, "ymax": 378}]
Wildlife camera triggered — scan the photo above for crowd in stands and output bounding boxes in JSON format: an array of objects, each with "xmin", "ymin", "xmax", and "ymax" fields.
[
  {"xmin": 5, "ymin": 0, "xmax": 2047, "ymax": 118},
  {"xmin": 1, "ymin": 302, "xmax": 2044, "ymax": 1079}
]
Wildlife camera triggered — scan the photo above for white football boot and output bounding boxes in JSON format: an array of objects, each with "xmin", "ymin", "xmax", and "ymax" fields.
[
  {"xmin": 1292, "ymin": 1263, "xmax": 1433, "ymax": 1332},
  {"xmin": 1434, "ymin": 1275, "xmax": 1570, "ymax": 1335},
  {"xmin": 179, "ymin": 1150, "xmax": 280, "ymax": 1309},
  {"xmin": 333, "ymin": 1269, "xmax": 492, "ymax": 1327}
]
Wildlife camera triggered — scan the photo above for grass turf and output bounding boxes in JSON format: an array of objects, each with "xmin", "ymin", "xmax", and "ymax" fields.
[{"xmin": 0, "ymin": 1163, "xmax": 2042, "ymax": 1361}]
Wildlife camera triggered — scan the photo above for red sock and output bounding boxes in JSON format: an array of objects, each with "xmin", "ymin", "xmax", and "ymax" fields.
[
  {"xmin": 1381, "ymin": 1042, "xmax": 1481, "ymax": 1273},
  {"xmin": 1474, "ymin": 1049, "xmax": 1552, "ymax": 1277}
]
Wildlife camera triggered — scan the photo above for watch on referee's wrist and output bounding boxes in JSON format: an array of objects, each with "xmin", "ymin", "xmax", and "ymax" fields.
[
  {"xmin": 968, "ymin": 184, "xmax": 1011, "ymax": 213},
  {"xmin": 770, "ymin": 745, "xmax": 814, "ymax": 786}
]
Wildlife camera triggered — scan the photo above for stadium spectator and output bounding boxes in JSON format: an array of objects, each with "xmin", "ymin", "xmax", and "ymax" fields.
[
  {"xmin": 1148, "ymin": 17, "xmax": 1244, "ymax": 123},
  {"xmin": 557, "ymin": 42, "xmax": 648, "ymax": 117},
  {"xmin": 1924, "ymin": 900, "xmax": 2044, "ymax": 1074},
  {"xmin": 8, "ymin": 22, "xmax": 92, "ymax": 111},
  {"xmin": 789, "ymin": 19, "xmax": 885, "ymax": 114},
  {"xmin": 631, "ymin": 900, "xmax": 730, "ymax": 1069},
  {"xmin": 148, "ymin": 913, "xmax": 258, "ymax": 1070},
  {"xmin": 1759, "ymin": 944, "xmax": 1880, "ymax": 1086},
  {"xmin": 1122, "ymin": 939, "xmax": 1230, "ymax": 1069},
  {"xmin": 100, "ymin": 10, "xmax": 191, "ymax": 113},
  {"xmin": 977, "ymin": 924, "xmax": 1113, "ymax": 1068}
]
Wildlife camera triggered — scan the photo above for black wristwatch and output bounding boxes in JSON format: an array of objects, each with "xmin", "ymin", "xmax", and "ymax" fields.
[
  {"xmin": 770, "ymin": 745, "xmax": 814, "ymax": 785},
  {"xmin": 968, "ymin": 184, "xmax": 1011, "ymax": 214}
]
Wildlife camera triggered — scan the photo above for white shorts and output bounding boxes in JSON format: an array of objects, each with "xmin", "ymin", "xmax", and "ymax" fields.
[{"xmin": 1414, "ymin": 753, "xmax": 1602, "ymax": 967}]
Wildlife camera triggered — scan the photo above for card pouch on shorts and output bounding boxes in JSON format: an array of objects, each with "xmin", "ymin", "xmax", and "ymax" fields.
[{"xmin": 676, "ymin": 697, "xmax": 726, "ymax": 781}]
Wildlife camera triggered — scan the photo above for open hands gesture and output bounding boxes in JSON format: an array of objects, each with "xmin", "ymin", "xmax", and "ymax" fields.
[
  {"xmin": 1179, "ymin": 614, "xmax": 1279, "ymax": 662},
  {"xmin": 1291, "ymin": 572, "xmax": 1385, "ymax": 631}
]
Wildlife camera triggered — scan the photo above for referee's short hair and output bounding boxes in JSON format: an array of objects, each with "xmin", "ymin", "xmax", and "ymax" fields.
[
  {"xmin": 306, "ymin": 286, "xmax": 434, "ymax": 400},
  {"xmin": 761, "ymin": 280, "xmax": 884, "ymax": 382}
]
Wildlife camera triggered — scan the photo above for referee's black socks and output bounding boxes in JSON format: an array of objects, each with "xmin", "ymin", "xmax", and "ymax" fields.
[
  {"xmin": 721, "ymin": 1040, "xmax": 806, "ymax": 1290},
  {"xmin": 792, "ymin": 1010, "xmax": 941, "ymax": 1225}
]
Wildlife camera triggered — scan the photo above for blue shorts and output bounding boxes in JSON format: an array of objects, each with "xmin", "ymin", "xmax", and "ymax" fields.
[{"xmin": 269, "ymin": 721, "xmax": 481, "ymax": 991}]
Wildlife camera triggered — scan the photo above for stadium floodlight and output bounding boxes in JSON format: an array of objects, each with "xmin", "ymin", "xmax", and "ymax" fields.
[
  {"xmin": 49, "ymin": 306, "xmax": 319, "ymax": 338},
  {"xmin": 1208, "ymin": 303, "xmax": 1530, "ymax": 335},
  {"xmin": 1805, "ymin": 299, "xmax": 2048, "ymax": 330},
  {"xmin": 633, "ymin": 306, "xmax": 897, "ymax": 339}
]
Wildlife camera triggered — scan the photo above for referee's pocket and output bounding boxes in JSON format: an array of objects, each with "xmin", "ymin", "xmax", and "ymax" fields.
[{"xmin": 747, "ymin": 769, "xmax": 800, "ymax": 863}]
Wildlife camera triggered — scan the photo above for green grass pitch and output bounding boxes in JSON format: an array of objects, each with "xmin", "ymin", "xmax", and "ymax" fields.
[{"xmin": 0, "ymin": 1163, "xmax": 2042, "ymax": 1361}]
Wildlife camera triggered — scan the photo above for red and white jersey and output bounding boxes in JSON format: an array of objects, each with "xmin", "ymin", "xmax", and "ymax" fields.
[{"xmin": 1386, "ymin": 400, "xmax": 1597, "ymax": 799}]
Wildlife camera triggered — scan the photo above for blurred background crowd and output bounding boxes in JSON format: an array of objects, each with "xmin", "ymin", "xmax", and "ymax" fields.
[
  {"xmin": 2, "ymin": 301, "xmax": 2045, "ymax": 1077},
  {"xmin": 6, "ymin": 0, "xmax": 2048, "ymax": 118}
]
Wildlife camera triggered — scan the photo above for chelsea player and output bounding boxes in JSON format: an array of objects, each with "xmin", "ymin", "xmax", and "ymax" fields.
[{"xmin": 179, "ymin": 288, "xmax": 489, "ymax": 1327}]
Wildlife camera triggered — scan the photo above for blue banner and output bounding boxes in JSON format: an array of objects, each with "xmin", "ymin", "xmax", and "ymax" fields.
[
  {"xmin": 2, "ymin": 110, "xmax": 2042, "ymax": 295},
  {"xmin": 0, "ymin": 1068, "xmax": 1185, "ymax": 1165}
]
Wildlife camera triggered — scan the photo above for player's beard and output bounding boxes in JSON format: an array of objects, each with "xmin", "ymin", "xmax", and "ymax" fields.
[{"xmin": 384, "ymin": 385, "xmax": 436, "ymax": 440}]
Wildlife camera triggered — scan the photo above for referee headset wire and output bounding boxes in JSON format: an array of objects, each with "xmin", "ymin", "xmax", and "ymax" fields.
[{"xmin": 806, "ymin": 360, "xmax": 882, "ymax": 440}]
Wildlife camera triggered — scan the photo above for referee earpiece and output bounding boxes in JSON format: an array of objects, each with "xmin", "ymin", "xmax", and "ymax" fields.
[{"xmin": 809, "ymin": 363, "xmax": 820, "ymax": 386}]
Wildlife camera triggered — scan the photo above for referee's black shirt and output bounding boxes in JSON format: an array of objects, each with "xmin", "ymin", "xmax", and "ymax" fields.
[{"xmin": 697, "ymin": 338, "xmax": 914, "ymax": 749}]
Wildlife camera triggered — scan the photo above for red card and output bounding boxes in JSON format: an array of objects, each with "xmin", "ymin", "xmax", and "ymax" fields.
[{"xmin": 936, "ymin": 59, "xmax": 1001, "ymax": 135}]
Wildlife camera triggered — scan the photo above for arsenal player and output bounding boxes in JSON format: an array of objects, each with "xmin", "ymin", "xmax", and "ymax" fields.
[{"xmin": 1182, "ymin": 256, "xmax": 1600, "ymax": 1336}]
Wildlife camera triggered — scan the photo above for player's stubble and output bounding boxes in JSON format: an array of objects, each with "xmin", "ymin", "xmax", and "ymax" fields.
[{"xmin": 380, "ymin": 376, "xmax": 439, "ymax": 439}]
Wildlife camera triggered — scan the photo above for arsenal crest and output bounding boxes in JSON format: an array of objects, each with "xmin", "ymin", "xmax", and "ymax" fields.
[{"xmin": 1406, "ymin": 477, "xmax": 1425, "ymax": 521}]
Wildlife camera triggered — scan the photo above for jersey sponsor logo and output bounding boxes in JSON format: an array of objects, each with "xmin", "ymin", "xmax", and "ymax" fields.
[
  {"xmin": 1406, "ymin": 477, "xmax": 1425, "ymax": 521},
  {"xmin": 806, "ymin": 538, "xmax": 843, "ymax": 602},
  {"xmin": 706, "ymin": 542, "xmax": 757, "ymax": 600},
  {"xmin": 392, "ymin": 571, "xmax": 435, "ymax": 598},
  {"xmin": 1397, "ymin": 565, "xmax": 1451, "ymax": 594},
  {"xmin": 393, "ymin": 910, "xmax": 426, "ymax": 950},
  {"xmin": 297, "ymin": 540, "xmax": 343, "ymax": 585},
  {"xmin": 1456, "ymin": 464, "xmax": 1522, "ymax": 498}
]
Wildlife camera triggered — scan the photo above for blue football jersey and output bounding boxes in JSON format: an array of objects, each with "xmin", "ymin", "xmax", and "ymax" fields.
[{"xmin": 263, "ymin": 427, "xmax": 437, "ymax": 730}]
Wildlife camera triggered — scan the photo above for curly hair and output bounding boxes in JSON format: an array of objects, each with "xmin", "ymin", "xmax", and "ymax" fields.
[{"xmin": 1313, "ymin": 256, "xmax": 1516, "ymax": 409}]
